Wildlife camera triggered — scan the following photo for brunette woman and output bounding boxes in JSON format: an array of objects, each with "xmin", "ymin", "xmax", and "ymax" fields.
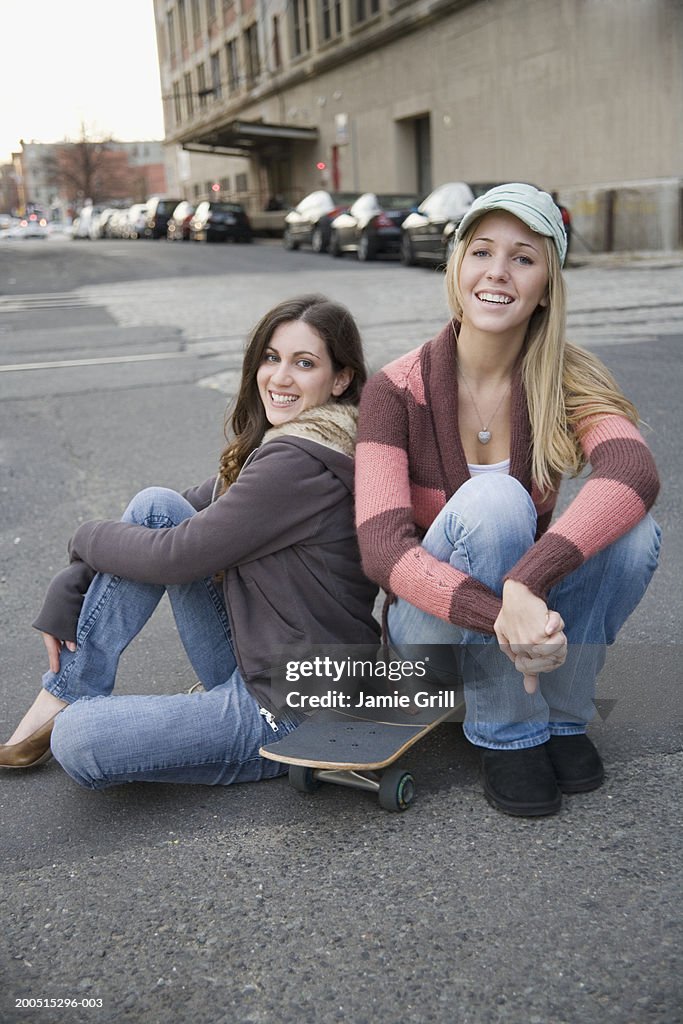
[{"xmin": 1, "ymin": 295, "xmax": 379, "ymax": 787}]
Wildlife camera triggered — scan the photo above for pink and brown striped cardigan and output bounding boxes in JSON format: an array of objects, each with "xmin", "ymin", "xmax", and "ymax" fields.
[{"xmin": 355, "ymin": 323, "xmax": 659, "ymax": 636}]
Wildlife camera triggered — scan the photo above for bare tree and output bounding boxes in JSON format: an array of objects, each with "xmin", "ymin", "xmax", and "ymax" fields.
[{"xmin": 51, "ymin": 126, "xmax": 131, "ymax": 206}]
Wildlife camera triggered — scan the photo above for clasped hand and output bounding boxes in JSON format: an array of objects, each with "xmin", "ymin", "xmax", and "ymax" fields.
[{"xmin": 494, "ymin": 579, "xmax": 567, "ymax": 694}]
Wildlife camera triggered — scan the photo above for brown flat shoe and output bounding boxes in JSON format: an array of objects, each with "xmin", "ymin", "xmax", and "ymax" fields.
[{"xmin": 0, "ymin": 718, "xmax": 56, "ymax": 769}]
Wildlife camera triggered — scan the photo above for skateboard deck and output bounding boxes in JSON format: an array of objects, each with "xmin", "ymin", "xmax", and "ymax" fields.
[
  {"xmin": 260, "ymin": 699, "xmax": 462, "ymax": 810},
  {"xmin": 260, "ymin": 703, "xmax": 456, "ymax": 771}
]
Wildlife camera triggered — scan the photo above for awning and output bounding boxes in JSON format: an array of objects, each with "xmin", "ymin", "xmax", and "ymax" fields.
[{"xmin": 180, "ymin": 120, "xmax": 318, "ymax": 156}]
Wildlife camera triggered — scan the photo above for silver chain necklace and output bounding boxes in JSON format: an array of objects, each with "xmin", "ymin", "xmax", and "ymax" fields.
[{"xmin": 458, "ymin": 368, "xmax": 511, "ymax": 445}]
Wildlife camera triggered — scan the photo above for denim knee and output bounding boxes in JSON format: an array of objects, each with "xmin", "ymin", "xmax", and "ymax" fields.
[
  {"xmin": 122, "ymin": 487, "xmax": 193, "ymax": 528},
  {"xmin": 446, "ymin": 474, "xmax": 535, "ymax": 534},
  {"xmin": 51, "ymin": 702, "xmax": 104, "ymax": 789},
  {"xmin": 442, "ymin": 475, "xmax": 537, "ymax": 566}
]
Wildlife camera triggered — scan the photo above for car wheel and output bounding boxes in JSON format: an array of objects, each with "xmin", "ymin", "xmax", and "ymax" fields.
[
  {"xmin": 311, "ymin": 225, "xmax": 327, "ymax": 253},
  {"xmin": 400, "ymin": 231, "xmax": 416, "ymax": 266},
  {"xmin": 329, "ymin": 230, "xmax": 343, "ymax": 258},
  {"xmin": 283, "ymin": 228, "xmax": 298, "ymax": 251},
  {"xmin": 357, "ymin": 231, "xmax": 376, "ymax": 262}
]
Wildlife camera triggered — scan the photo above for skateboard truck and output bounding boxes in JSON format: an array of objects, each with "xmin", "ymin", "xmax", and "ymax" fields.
[{"xmin": 288, "ymin": 764, "xmax": 416, "ymax": 812}]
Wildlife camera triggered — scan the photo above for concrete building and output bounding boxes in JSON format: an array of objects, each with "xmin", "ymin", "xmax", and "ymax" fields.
[{"xmin": 154, "ymin": 0, "xmax": 682, "ymax": 251}]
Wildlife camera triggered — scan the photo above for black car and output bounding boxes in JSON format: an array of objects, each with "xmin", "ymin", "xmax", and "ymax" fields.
[
  {"xmin": 400, "ymin": 182, "xmax": 474, "ymax": 267},
  {"xmin": 283, "ymin": 190, "xmax": 359, "ymax": 253},
  {"xmin": 144, "ymin": 197, "xmax": 184, "ymax": 239},
  {"xmin": 329, "ymin": 192, "xmax": 419, "ymax": 261},
  {"xmin": 190, "ymin": 201, "xmax": 253, "ymax": 243}
]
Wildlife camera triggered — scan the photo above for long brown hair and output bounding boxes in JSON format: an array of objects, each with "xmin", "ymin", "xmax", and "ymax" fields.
[
  {"xmin": 446, "ymin": 223, "xmax": 639, "ymax": 495},
  {"xmin": 217, "ymin": 295, "xmax": 367, "ymax": 491}
]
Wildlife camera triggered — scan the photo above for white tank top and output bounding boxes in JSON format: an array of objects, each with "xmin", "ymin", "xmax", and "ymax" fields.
[{"xmin": 467, "ymin": 458, "xmax": 511, "ymax": 476}]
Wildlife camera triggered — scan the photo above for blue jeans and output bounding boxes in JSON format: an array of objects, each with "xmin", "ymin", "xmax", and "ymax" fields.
[
  {"xmin": 387, "ymin": 475, "xmax": 661, "ymax": 750},
  {"xmin": 48, "ymin": 488, "xmax": 299, "ymax": 788}
]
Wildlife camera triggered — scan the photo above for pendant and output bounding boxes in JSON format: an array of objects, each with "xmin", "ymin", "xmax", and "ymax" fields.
[{"xmin": 478, "ymin": 430, "xmax": 492, "ymax": 444}]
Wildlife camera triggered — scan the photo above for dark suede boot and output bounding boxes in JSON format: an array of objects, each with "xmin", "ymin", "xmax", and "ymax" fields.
[
  {"xmin": 481, "ymin": 745, "xmax": 562, "ymax": 817},
  {"xmin": 546, "ymin": 734, "xmax": 605, "ymax": 794}
]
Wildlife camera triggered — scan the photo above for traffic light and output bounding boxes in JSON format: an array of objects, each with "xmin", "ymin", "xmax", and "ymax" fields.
[
  {"xmin": 211, "ymin": 183, "xmax": 220, "ymax": 192},
  {"xmin": 316, "ymin": 162, "xmax": 327, "ymax": 171}
]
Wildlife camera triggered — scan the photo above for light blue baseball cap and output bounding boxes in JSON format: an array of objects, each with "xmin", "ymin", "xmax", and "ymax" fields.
[{"xmin": 455, "ymin": 182, "xmax": 567, "ymax": 266}]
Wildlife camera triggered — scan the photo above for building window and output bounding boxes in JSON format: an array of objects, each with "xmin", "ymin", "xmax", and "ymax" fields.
[
  {"xmin": 184, "ymin": 72, "xmax": 194, "ymax": 117},
  {"xmin": 352, "ymin": 0, "xmax": 379, "ymax": 23},
  {"xmin": 319, "ymin": 0, "xmax": 342, "ymax": 41},
  {"xmin": 193, "ymin": 183, "xmax": 201, "ymax": 199},
  {"xmin": 272, "ymin": 15, "xmax": 282, "ymax": 69},
  {"xmin": 226, "ymin": 38, "xmax": 239, "ymax": 91},
  {"xmin": 211, "ymin": 51, "xmax": 222, "ymax": 97},
  {"xmin": 172, "ymin": 81, "xmax": 182, "ymax": 124},
  {"xmin": 206, "ymin": 0, "xmax": 216, "ymax": 21},
  {"xmin": 244, "ymin": 24, "xmax": 260, "ymax": 85},
  {"xmin": 191, "ymin": 0, "xmax": 201, "ymax": 35},
  {"xmin": 291, "ymin": 0, "xmax": 311, "ymax": 56},
  {"xmin": 197, "ymin": 63, "xmax": 208, "ymax": 106},
  {"xmin": 220, "ymin": 176, "xmax": 231, "ymax": 192},
  {"xmin": 166, "ymin": 10, "xmax": 176, "ymax": 57},
  {"xmin": 235, "ymin": 173, "xmax": 248, "ymax": 193},
  {"xmin": 178, "ymin": 0, "xmax": 188, "ymax": 46}
]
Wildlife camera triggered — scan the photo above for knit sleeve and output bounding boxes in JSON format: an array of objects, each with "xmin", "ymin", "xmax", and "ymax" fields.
[
  {"xmin": 356, "ymin": 369, "xmax": 501, "ymax": 635},
  {"xmin": 506, "ymin": 414, "xmax": 660, "ymax": 597}
]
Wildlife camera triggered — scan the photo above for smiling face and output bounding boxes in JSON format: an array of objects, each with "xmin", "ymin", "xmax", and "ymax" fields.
[
  {"xmin": 256, "ymin": 319, "xmax": 353, "ymax": 426},
  {"xmin": 457, "ymin": 211, "xmax": 550, "ymax": 341}
]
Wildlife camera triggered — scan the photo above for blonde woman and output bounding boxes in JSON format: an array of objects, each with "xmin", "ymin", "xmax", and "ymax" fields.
[{"xmin": 355, "ymin": 183, "xmax": 660, "ymax": 817}]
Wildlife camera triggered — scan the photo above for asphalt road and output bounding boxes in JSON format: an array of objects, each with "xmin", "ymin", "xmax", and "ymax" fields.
[{"xmin": 1, "ymin": 236, "xmax": 681, "ymax": 1024}]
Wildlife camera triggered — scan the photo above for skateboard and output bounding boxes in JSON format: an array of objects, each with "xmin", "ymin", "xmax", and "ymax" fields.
[{"xmin": 260, "ymin": 699, "xmax": 461, "ymax": 812}]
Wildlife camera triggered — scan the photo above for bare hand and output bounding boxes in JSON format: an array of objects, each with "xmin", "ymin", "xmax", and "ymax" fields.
[
  {"xmin": 42, "ymin": 632, "xmax": 77, "ymax": 674},
  {"xmin": 494, "ymin": 582, "xmax": 568, "ymax": 694}
]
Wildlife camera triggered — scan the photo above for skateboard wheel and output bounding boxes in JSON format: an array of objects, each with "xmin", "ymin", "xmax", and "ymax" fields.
[
  {"xmin": 288, "ymin": 765, "xmax": 321, "ymax": 794},
  {"xmin": 378, "ymin": 768, "xmax": 416, "ymax": 812}
]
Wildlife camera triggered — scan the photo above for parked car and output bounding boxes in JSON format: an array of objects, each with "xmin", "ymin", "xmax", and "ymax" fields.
[
  {"xmin": 400, "ymin": 182, "xmax": 474, "ymax": 266},
  {"xmin": 166, "ymin": 201, "xmax": 195, "ymax": 241},
  {"xmin": 283, "ymin": 190, "xmax": 359, "ymax": 253},
  {"xmin": 12, "ymin": 211, "xmax": 49, "ymax": 239},
  {"xmin": 123, "ymin": 204, "xmax": 149, "ymax": 239},
  {"xmin": 144, "ymin": 196, "xmax": 184, "ymax": 239},
  {"xmin": 71, "ymin": 205, "xmax": 101, "ymax": 239},
  {"xmin": 104, "ymin": 210, "xmax": 128, "ymax": 238},
  {"xmin": 88, "ymin": 207, "xmax": 117, "ymax": 239},
  {"xmin": 329, "ymin": 192, "xmax": 419, "ymax": 261},
  {"xmin": 190, "ymin": 201, "xmax": 253, "ymax": 243}
]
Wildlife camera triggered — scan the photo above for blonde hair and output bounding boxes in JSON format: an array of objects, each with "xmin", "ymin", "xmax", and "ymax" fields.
[{"xmin": 446, "ymin": 221, "xmax": 639, "ymax": 496}]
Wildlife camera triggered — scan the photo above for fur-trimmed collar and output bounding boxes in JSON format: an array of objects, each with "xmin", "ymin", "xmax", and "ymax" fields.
[{"xmin": 260, "ymin": 403, "xmax": 358, "ymax": 459}]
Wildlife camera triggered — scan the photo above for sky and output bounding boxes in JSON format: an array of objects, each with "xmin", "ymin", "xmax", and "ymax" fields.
[{"xmin": 0, "ymin": 0, "xmax": 166, "ymax": 164}]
